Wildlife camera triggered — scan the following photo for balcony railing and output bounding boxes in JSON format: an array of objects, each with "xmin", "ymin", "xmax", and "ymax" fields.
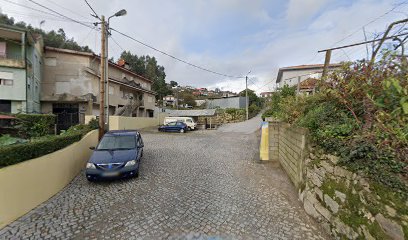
[{"xmin": 0, "ymin": 52, "xmax": 25, "ymax": 68}]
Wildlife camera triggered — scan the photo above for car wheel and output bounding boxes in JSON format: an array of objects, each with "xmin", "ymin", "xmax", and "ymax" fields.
[
  {"xmin": 180, "ymin": 128, "xmax": 185, "ymax": 133},
  {"xmin": 188, "ymin": 127, "xmax": 191, "ymax": 131}
]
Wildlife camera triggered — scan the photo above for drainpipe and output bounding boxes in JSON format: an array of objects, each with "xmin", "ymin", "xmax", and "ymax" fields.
[{"xmin": 22, "ymin": 32, "xmax": 27, "ymax": 113}]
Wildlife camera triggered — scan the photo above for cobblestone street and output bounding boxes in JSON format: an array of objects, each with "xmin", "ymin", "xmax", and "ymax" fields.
[{"xmin": 0, "ymin": 128, "xmax": 327, "ymax": 239}]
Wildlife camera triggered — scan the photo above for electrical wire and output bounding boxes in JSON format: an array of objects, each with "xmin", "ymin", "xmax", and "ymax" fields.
[
  {"xmin": 110, "ymin": 28, "xmax": 245, "ymax": 79},
  {"xmin": 1, "ymin": 0, "xmax": 68, "ymax": 20},
  {"xmin": 43, "ymin": 0, "xmax": 93, "ymax": 21},
  {"xmin": 330, "ymin": 0, "xmax": 408, "ymax": 47},
  {"xmin": 27, "ymin": 0, "xmax": 96, "ymax": 29},
  {"xmin": 84, "ymin": 0, "xmax": 100, "ymax": 20}
]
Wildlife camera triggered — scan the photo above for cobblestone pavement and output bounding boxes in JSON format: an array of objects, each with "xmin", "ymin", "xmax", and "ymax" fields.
[{"xmin": 0, "ymin": 129, "xmax": 328, "ymax": 240}]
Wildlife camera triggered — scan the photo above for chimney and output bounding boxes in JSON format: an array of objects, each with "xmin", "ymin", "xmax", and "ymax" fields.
[{"xmin": 117, "ymin": 59, "xmax": 130, "ymax": 70}]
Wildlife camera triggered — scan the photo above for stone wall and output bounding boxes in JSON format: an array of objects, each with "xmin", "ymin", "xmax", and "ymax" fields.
[
  {"xmin": 268, "ymin": 121, "xmax": 308, "ymax": 188},
  {"xmin": 267, "ymin": 121, "xmax": 407, "ymax": 240}
]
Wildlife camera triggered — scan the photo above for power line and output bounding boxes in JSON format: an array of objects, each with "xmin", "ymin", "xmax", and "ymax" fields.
[
  {"xmin": 27, "ymin": 0, "xmax": 96, "ymax": 29},
  {"xmin": 84, "ymin": 0, "xmax": 100, "ymax": 20},
  {"xmin": 1, "ymin": 0, "xmax": 68, "ymax": 20},
  {"xmin": 110, "ymin": 28, "xmax": 244, "ymax": 79},
  {"xmin": 330, "ymin": 0, "xmax": 408, "ymax": 47},
  {"xmin": 43, "ymin": 0, "xmax": 93, "ymax": 21},
  {"xmin": 1, "ymin": 9, "xmax": 89, "ymax": 22}
]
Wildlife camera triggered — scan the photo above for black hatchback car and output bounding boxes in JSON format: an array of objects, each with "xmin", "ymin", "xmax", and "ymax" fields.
[{"xmin": 85, "ymin": 130, "xmax": 144, "ymax": 181}]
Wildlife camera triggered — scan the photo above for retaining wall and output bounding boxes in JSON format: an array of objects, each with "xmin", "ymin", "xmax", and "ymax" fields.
[
  {"xmin": 266, "ymin": 121, "xmax": 407, "ymax": 239},
  {"xmin": 0, "ymin": 130, "xmax": 98, "ymax": 229}
]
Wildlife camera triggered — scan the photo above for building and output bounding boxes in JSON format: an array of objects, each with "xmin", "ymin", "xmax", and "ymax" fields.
[
  {"xmin": 260, "ymin": 92, "xmax": 273, "ymax": 98},
  {"xmin": 276, "ymin": 64, "xmax": 341, "ymax": 89},
  {"xmin": 0, "ymin": 24, "xmax": 43, "ymax": 113},
  {"xmin": 206, "ymin": 96, "xmax": 247, "ymax": 109},
  {"xmin": 163, "ymin": 95, "xmax": 175, "ymax": 107},
  {"xmin": 41, "ymin": 47, "xmax": 156, "ymax": 131}
]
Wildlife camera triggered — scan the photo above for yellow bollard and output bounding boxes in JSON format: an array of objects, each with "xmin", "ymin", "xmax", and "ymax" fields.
[{"xmin": 260, "ymin": 121, "xmax": 269, "ymax": 160}]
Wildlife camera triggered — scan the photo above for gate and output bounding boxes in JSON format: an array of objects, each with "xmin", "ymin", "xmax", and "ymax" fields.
[{"xmin": 52, "ymin": 103, "xmax": 79, "ymax": 133}]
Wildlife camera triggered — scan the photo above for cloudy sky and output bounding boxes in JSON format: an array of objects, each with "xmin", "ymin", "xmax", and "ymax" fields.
[{"xmin": 1, "ymin": 0, "xmax": 407, "ymax": 93}]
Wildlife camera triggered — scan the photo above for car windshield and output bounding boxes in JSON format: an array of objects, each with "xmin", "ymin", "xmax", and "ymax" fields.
[{"xmin": 97, "ymin": 135, "xmax": 136, "ymax": 150}]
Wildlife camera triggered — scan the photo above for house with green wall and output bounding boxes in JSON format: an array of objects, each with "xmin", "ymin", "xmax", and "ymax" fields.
[{"xmin": 0, "ymin": 24, "xmax": 43, "ymax": 113}]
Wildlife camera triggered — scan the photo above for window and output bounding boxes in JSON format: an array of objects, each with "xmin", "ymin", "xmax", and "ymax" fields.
[{"xmin": 0, "ymin": 79, "xmax": 13, "ymax": 86}]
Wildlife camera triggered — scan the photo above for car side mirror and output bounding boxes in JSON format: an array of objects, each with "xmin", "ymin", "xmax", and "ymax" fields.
[{"xmin": 89, "ymin": 146, "xmax": 95, "ymax": 150}]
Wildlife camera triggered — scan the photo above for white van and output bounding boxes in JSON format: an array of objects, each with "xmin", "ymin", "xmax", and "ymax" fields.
[{"xmin": 164, "ymin": 117, "xmax": 197, "ymax": 130}]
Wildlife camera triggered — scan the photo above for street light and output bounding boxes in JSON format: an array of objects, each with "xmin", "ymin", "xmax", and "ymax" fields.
[
  {"xmin": 245, "ymin": 70, "xmax": 251, "ymax": 120},
  {"xmin": 98, "ymin": 10, "xmax": 127, "ymax": 140},
  {"xmin": 105, "ymin": 9, "xmax": 127, "ymax": 131}
]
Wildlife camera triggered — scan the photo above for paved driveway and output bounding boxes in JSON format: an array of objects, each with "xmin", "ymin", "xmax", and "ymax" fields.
[{"xmin": 0, "ymin": 125, "xmax": 327, "ymax": 239}]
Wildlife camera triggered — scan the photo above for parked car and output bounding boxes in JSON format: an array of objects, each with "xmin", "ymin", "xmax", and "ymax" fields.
[
  {"xmin": 85, "ymin": 130, "xmax": 144, "ymax": 181},
  {"xmin": 158, "ymin": 121, "xmax": 188, "ymax": 133},
  {"xmin": 164, "ymin": 117, "xmax": 197, "ymax": 130}
]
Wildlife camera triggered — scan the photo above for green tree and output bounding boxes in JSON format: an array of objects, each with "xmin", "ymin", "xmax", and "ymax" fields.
[
  {"xmin": 239, "ymin": 89, "xmax": 260, "ymax": 106},
  {"xmin": 170, "ymin": 81, "xmax": 178, "ymax": 87},
  {"xmin": 120, "ymin": 51, "xmax": 171, "ymax": 99},
  {"xmin": 0, "ymin": 13, "xmax": 92, "ymax": 52}
]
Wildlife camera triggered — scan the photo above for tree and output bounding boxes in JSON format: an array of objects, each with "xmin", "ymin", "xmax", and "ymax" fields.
[
  {"xmin": 239, "ymin": 89, "xmax": 261, "ymax": 106},
  {"xmin": 120, "ymin": 51, "xmax": 171, "ymax": 99},
  {"xmin": 170, "ymin": 81, "xmax": 178, "ymax": 87},
  {"xmin": 0, "ymin": 13, "xmax": 92, "ymax": 53},
  {"xmin": 179, "ymin": 92, "xmax": 196, "ymax": 107}
]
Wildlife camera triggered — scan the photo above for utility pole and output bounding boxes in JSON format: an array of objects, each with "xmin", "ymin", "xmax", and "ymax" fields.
[
  {"xmin": 98, "ymin": 15, "xmax": 106, "ymax": 140},
  {"xmin": 322, "ymin": 49, "xmax": 332, "ymax": 79},
  {"xmin": 245, "ymin": 75, "xmax": 248, "ymax": 120},
  {"xmin": 245, "ymin": 70, "xmax": 251, "ymax": 120}
]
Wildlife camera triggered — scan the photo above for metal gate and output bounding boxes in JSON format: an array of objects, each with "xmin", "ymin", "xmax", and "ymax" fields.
[{"xmin": 52, "ymin": 103, "xmax": 79, "ymax": 133}]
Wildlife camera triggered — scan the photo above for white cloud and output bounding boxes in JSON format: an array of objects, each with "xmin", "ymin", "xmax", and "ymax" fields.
[
  {"xmin": 286, "ymin": 0, "xmax": 330, "ymax": 24},
  {"xmin": 1, "ymin": 0, "xmax": 406, "ymax": 95}
]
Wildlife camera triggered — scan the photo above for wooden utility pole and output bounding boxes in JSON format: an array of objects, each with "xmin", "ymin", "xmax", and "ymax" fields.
[
  {"xmin": 98, "ymin": 15, "xmax": 106, "ymax": 140},
  {"xmin": 245, "ymin": 75, "xmax": 248, "ymax": 120},
  {"xmin": 322, "ymin": 49, "xmax": 332, "ymax": 79}
]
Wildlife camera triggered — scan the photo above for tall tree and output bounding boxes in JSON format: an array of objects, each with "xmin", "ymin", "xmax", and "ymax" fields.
[
  {"xmin": 120, "ymin": 51, "xmax": 170, "ymax": 99},
  {"xmin": 0, "ymin": 13, "xmax": 92, "ymax": 52}
]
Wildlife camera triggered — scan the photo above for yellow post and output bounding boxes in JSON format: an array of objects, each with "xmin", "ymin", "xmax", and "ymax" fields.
[{"xmin": 260, "ymin": 121, "xmax": 269, "ymax": 160}]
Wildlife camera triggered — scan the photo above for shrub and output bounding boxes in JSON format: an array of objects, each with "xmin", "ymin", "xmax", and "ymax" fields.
[
  {"xmin": 88, "ymin": 118, "xmax": 99, "ymax": 130},
  {"xmin": 0, "ymin": 132, "xmax": 82, "ymax": 167},
  {"xmin": 0, "ymin": 123, "xmax": 95, "ymax": 168},
  {"xmin": 15, "ymin": 114, "xmax": 56, "ymax": 138}
]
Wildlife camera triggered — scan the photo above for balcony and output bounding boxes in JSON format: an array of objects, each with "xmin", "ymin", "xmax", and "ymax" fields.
[{"xmin": 0, "ymin": 53, "xmax": 25, "ymax": 68}]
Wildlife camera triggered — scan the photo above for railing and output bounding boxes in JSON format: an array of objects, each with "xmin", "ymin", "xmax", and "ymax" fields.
[
  {"xmin": 0, "ymin": 52, "xmax": 25, "ymax": 68},
  {"xmin": 0, "ymin": 52, "xmax": 23, "ymax": 60}
]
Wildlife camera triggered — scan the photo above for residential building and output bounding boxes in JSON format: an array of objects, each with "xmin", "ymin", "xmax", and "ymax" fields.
[
  {"xmin": 0, "ymin": 24, "xmax": 43, "ymax": 113},
  {"xmin": 163, "ymin": 95, "xmax": 175, "ymax": 107},
  {"xmin": 275, "ymin": 64, "xmax": 341, "ymax": 89},
  {"xmin": 260, "ymin": 92, "xmax": 273, "ymax": 98},
  {"xmin": 41, "ymin": 47, "xmax": 156, "ymax": 131}
]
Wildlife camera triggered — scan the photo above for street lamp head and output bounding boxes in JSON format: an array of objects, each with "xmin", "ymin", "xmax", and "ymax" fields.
[{"xmin": 114, "ymin": 9, "xmax": 127, "ymax": 17}]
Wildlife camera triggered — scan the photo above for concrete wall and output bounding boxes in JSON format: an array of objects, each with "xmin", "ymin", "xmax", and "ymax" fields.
[
  {"xmin": 207, "ymin": 96, "xmax": 247, "ymax": 109},
  {"xmin": 85, "ymin": 113, "xmax": 168, "ymax": 130},
  {"xmin": 0, "ymin": 130, "xmax": 98, "ymax": 229},
  {"xmin": 0, "ymin": 67, "xmax": 26, "ymax": 102},
  {"xmin": 109, "ymin": 116, "xmax": 162, "ymax": 130}
]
